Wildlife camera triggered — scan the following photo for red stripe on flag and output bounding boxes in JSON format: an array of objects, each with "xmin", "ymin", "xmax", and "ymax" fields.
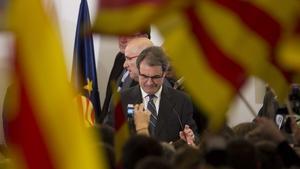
[
  {"xmin": 85, "ymin": 98, "xmax": 89, "ymax": 123},
  {"xmin": 77, "ymin": 96, "xmax": 84, "ymax": 126},
  {"xmin": 115, "ymin": 101, "xmax": 125, "ymax": 130},
  {"xmin": 214, "ymin": 0, "xmax": 294, "ymax": 81},
  {"xmin": 91, "ymin": 109, "xmax": 95, "ymax": 125},
  {"xmin": 215, "ymin": 0, "xmax": 281, "ymax": 47},
  {"xmin": 294, "ymin": 20, "xmax": 300, "ymax": 34},
  {"xmin": 100, "ymin": 0, "xmax": 166, "ymax": 8},
  {"xmin": 7, "ymin": 61, "xmax": 55, "ymax": 169},
  {"xmin": 185, "ymin": 7, "xmax": 247, "ymax": 90}
]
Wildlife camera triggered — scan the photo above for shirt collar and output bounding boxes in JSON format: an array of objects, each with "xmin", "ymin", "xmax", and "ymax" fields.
[{"xmin": 140, "ymin": 85, "xmax": 163, "ymax": 99}]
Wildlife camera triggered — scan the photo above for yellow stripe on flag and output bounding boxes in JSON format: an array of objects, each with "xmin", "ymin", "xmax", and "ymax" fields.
[
  {"xmin": 110, "ymin": 82, "xmax": 130, "ymax": 164},
  {"xmin": 94, "ymin": 4, "xmax": 160, "ymax": 35},
  {"xmin": 7, "ymin": 0, "xmax": 106, "ymax": 169},
  {"xmin": 157, "ymin": 12, "xmax": 236, "ymax": 130},
  {"xmin": 250, "ymin": 0, "xmax": 300, "ymax": 30},
  {"xmin": 278, "ymin": 37, "xmax": 300, "ymax": 72},
  {"xmin": 115, "ymin": 123, "xmax": 130, "ymax": 163},
  {"xmin": 196, "ymin": 0, "xmax": 289, "ymax": 99},
  {"xmin": 250, "ymin": 0, "xmax": 300, "ymax": 74}
]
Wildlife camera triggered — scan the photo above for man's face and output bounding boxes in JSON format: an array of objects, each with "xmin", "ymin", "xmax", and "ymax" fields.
[
  {"xmin": 138, "ymin": 61, "xmax": 165, "ymax": 95},
  {"xmin": 123, "ymin": 50, "xmax": 139, "ymax": 81},
  {"xmin": 118, "ymin": 33, "xmax": 148, "ymax": 53}
]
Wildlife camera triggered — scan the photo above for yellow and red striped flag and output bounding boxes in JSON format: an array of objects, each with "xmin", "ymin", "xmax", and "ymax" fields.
[
  {"xmin": 5, "ymin": 0, "xmax": 107, "ymax": 168},
  {"xmin": 158, "ymin": 7, "xmax": 248, "ymax": 130},
  {"xmin": 93, "ymin": 0, "xmax": 190, "ymax": 35},
  {"xmin": 157, "ymin": 0, "xmax": 300, "ymax": 129},
  {"xmin": 94, "ymin": 0, "xmax": 300, "ymax": 130},
  {"xmin": 111, "ymin": 83, "xmax": 130, "ymax": 166}
]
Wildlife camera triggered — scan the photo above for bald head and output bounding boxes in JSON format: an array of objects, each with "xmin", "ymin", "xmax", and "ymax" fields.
[
  {"xmin": 124, "ymin": 38, "xmax": 153, "ymax": 81},
  {"xmin": 125, "ymin": 38, "xmax": 153, "ymax": 57}
]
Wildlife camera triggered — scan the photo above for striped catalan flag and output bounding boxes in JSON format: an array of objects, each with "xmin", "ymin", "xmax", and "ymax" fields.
[
  {"xmin": 157, "ymin": 0, "xmax": 300, "ymax": 129},
  {"xmin": 5, "ymin": 0, "xmax": 107, "ymax": 169},
  {"xmin": 158, "ymin": 7, "xmax": 247, "ymax": 130},
  {"xmin": 94, "ymin": 0, "xmax": 300, "ymax": 130},
  {"xmin": 110, "ymin": 83, "xmax": 130, "ymax": 166},
  {"xmin": 192, "ymin": 0, "xmax": 300, "ymax": 99}
]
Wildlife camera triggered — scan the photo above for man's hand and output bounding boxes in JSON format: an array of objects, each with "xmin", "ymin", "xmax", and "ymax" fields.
[
  {"xmin": 289, "ymin": 115, "xmax": 300, "ymax": 145},
  {"xmin": 134, "ymin": 103, "xmax": 150, "ymax": 135},
  {"xmin": 179, "ymin": 124, "xmax": 196, "ymax": 146},
  {"xmin": 254, "ymin": 117, "xmax": 285, "ymax": 143}
]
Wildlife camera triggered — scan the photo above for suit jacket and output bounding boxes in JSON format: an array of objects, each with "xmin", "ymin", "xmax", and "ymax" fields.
[
  {"xmin": 101, "ymin": 52, "xmax": 125, "ymax": 122},
  {"xmin": 121, "ymin": 84, "xmax": 197, "ymax": 142},
  {"xmin": 102, "ymin": 79, "xmax": 138, "ymax": 126}
]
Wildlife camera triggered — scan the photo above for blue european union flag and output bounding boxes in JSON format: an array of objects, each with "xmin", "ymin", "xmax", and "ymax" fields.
[{"xmin": 71, "ymin": 0, "xmax": 101, "ymax": 123}]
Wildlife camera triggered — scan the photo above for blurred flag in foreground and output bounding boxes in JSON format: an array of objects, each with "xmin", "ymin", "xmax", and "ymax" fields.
[
  {"xmin": 72, "ymin": 0, "xmax": 101, "ymax": 126},
  {"xmin": 5, "ymin": 0, "xmax": 107, "ymax": 168},
  {"xmin": 110, "ymin": 82, "xmax": 129, "ymax": 167},
  {"xmin": 94, "ymin": 0, "xmax": 300, "ymax": 130}
]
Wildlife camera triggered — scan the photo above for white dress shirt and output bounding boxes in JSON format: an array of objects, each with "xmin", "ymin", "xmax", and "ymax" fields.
[{"xmin": 140, "ymin": 86, "xmax": 163, "ymax": 115}]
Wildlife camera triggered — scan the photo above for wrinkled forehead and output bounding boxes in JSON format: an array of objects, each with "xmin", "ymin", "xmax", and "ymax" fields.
[
  {"xmin": 125, "ymin": 46, "xmax": 140, "ymax": 58},
  {"xmin": 119, "ymin": 32, "xmax": 148, "ymax": 39}
]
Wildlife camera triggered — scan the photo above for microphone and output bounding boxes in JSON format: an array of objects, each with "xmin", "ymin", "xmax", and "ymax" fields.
[
  {"xmin": 165, "ymin": 98, "xmax": 196, "ymax": 143},
  {"xmin": 165, "ymin": 98, "xmax": 184, "ymax": 131}
]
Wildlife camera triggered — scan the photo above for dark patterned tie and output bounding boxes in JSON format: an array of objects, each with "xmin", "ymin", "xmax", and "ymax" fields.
[{"xmin": 147, "ymin": 94, "xmax": 157, "ymax": 136}]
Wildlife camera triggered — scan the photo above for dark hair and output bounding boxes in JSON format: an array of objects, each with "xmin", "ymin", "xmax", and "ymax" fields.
[
  {"xmin": 121, "ymin": 135, "xmax": 163, "ymax": 169},
  {"xmin": 136, "ymin": 46, "xmax": 169, "ymax": 72},
  {"xmin": 135, "ymin": 156, "xmax": 173, "ymax": 169},
  {"xmin": 227, "ymin": 138, "xmax": 258, "ymax": 169}
]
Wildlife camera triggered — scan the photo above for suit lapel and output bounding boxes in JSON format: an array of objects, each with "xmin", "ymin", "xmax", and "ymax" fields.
[{"xmin": 129, "ymin": 86, "xmax": 143, "ymax": 104}]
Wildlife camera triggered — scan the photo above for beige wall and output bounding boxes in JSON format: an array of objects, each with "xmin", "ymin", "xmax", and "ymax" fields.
[{"xmin": 227, "ymin": 78, "xmax": 264, "ymax": 127}]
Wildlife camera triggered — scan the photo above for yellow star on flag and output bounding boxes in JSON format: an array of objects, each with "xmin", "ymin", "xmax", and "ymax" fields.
[{"xmin": 84, "ymin": 78, "xmax": 93, "ymax": 96}]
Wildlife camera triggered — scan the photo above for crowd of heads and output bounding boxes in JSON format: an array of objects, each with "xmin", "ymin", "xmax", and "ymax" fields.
[{"xmin": 94, "ymin": 115, "xmax": 300, "ymax": 169}]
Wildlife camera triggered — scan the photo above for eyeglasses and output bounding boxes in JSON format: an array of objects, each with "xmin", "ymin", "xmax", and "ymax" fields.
[{"xmin": 139, "ymin": 73, "xmax": 163, "ymax": 81}]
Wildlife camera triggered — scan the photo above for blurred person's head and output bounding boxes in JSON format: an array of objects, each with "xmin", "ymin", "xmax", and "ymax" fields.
[
  {"xmin": 199, "ymin": 135, "xmax": 228, "ymax": 167},
  {"xmin": 136, "ymin": 46, "xmax": 169, "ymax": 95},
  {"xmin": 94, "ymin": 124, "xmax": 115, "ymax": 146},
  {"xmin": 255, "ymin": 140, "xmax": 284, "ymax": 169},
  {"xmin": 98, "ymin": 143, "xmax": 115, "ymax": 169},
  {"xmin": 124, "ymin": 38, "xmax": 153, "ymax": 81},
  {"xmin": 232, "ymin": 122, "xmax": 257, "ymax": 138},
  {"xmin": 118, "ymin": 27, "xmax": 151, "ymax": 53},
  {"xmin": 160, "ymin": 142, "xmax": 176, "ymax": 161},
  {"xmin": 227, "ymin": 138, "xmax": 259, "ymax": 169},
  {"xmin": 135, "ymin": 156, "xmax": 173, "ymax": 169},
  {"xmin": 121, "ymin": 135, "xmax": 163, "ymax": 169},
  {"xmin": 172, "ymin": 146, "xmax": 203, "ymax": 169}
]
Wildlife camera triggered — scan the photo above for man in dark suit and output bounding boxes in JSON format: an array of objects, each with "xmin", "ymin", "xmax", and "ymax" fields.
[
  {"xmin": 121, "ymin": 46, "xmax": 197, "ymax": 142},
  {"xmin": 100, "ymin": 29, "xmax": 151, "ymax": 122}
]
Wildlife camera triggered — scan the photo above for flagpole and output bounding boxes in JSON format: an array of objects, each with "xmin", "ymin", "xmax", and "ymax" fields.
[{"xmin": 238, "ymin": 92, "xmax": 257, "ymax": 117}]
